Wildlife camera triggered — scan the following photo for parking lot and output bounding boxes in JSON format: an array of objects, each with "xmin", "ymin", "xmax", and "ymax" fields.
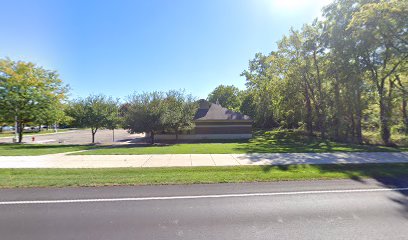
[{"xmin": 0, "ymin": 129, "xmax": 144, "ymax": 145}]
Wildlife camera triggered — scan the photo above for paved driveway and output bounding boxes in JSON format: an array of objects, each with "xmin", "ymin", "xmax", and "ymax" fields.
[{"xmin": 0, "ymin": 129, "xmax": 144, "ymax": 145}]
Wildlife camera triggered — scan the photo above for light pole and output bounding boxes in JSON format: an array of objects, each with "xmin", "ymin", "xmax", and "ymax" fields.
[{"xmin": 112, "ymin": 128, "xmax": 115, "ymax": 142}]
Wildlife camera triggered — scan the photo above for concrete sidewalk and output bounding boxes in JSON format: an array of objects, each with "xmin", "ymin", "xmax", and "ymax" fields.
[{"xmin": 0, "ymin": 152, "xmax": 408, "ymax": 168}]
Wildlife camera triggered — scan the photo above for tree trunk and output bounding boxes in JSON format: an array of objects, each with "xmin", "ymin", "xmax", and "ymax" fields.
[
  {"xmin": 396, "ymin": 75, "xmax": 408, "ymax": 134},
  {"xmin": 350, "ymin": 112, "xmax": 356, "ymax": 143},
  {"xmin": 18, "ymin": 122, "xmax": 23, "ymax": 143},
  {"xmin": 355, "ymin": 111, "xmax": 363, "ymax": 144},
  {"xmin": 304, "ymin": 84, "xmax": 313, "ymax": 137},
  {"xmin": 150, "ymin": 131, "xmax": 155, "ymax": 144},
  {"xmin": 319, "ymin": 111, "xmax": 326, "ymax": 139},
  {"xmin": 380, "ymin": 80, "xmax": 394, "ymax": 145},
  {"xmin": 313, "ymin": 50, "xmax": 325, "ymax": 139},
  {"xmin": 175, "ymin": 129, "xmax": 179, "ymax": 141},
  {"xmin": 333, "ymin": 77, "xmax": 341, "ymax": 141},
  {"xmin": 352, "ymin": 59, "xmax": 363, "ymax": 144},
  {"xmin": 402, "ymin": 97, "xmax": 408, "ymax": 134},
  {"xmin": 379, "ymin": 96, "xmax": 391, "ymax": 145},
  {"xmin": 376, "ymin": 76, "xmax": 393, "ymax": 146},
  {"xmin": 91, "ymin": 128, "xmax": 97, "ymax": 144},
  {"xmin": 355, "ymin": 85, "xmax": 363, "ymax": 144},
  {"xmin": 378, "ymin": 81, "xmax": 391, "ymax": 146}
]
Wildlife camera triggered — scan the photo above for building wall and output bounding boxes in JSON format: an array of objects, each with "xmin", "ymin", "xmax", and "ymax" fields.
[
  {"xmin": 194, "ymin": 120, "xmax": 252, "ymax": 134},
  {"xmin": 146, "ymin": 120, "xmax": 253, "ymax": 140},
  {"xmin": 154, "ymin": 133, "xmax": 252, "ymax": 140}
]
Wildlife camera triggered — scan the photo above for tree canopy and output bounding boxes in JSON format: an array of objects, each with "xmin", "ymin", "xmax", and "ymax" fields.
[
  {"xmin": 238, "ymin": 0, "xmax": 407, "ymax": 145},
  {"xmin": 207, "ymin": 85, "xmax": 242, "ymax": 111},
  {"xmin": 123, "ymin": 90, "xmax": 198, "ymax": 143},
  {"xmin": 0, "ymin": 58, "xmax": 68, "ymax": 142},
  {"xmin": 66, "ymin": 94, "xmax": 120, "ymax": 143},
  {"xmin": 161, "ymin": 90, "xmax": 198, "ymax": 140}
]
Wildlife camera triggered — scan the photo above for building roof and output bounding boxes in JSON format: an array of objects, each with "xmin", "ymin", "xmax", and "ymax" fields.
[{"xmin": 193, "ymin": 99, "xmax": 252, "ymax": 121}]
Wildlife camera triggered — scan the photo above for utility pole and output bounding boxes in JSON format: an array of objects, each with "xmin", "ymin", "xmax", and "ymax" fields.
[{"xmin": 112, "ymin": 128, "xmax": 115, "ymax": 142}]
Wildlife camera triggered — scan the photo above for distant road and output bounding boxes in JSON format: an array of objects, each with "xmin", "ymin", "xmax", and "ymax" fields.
[
  {"xmin": 0, "ymin": 129, "xmax": 143, "ymax": 145},
  {"xmin": 0, "ymin": 179, "xmax": 407, "ymax": 240}
]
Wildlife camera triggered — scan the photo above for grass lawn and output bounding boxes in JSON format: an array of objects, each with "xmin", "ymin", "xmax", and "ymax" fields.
[
  {"xmin": 1, "ymin": 130, "xmax": 406, "ymax": 156},
  {"xmin": 0, "ymin": 163, "xmax": 407, "ymax": 188},
  {"xmin": 0, "ymin": 144, "xmax": 96, "ymax": 156},
  {"xmin": 76, "ymin": 130, "xmax": 408, "ymax": 155}
]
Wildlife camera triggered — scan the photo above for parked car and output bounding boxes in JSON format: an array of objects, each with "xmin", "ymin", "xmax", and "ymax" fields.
[
  {"xmin": 20, "ymin": 126, "xmax": 40, "ymax": 132},
  {"xmin": 1, "ymin": 126, "xmax": 15, "ymax": 132}
]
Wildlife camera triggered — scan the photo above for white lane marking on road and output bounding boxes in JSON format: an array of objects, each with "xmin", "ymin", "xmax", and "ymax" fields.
[{"xmin": 0, "ymin": 187, "xmax": 407, "ymax": 205}]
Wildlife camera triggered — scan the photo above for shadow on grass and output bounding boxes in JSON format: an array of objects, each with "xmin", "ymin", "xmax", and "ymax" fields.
[
  {"xmin": 90, "ymin": 139, "xmax": 251, "ymax": 150},
  {"xmin": 233, "ymin": 130, "xmax": 404, "ymax": 153},
  {"xmin": 74, "ymin": 129, "xmax": 406, "ymax": 153},
  {"xmin": 64, "ymin": 129, "xmax": 407, "ymax": 154}
]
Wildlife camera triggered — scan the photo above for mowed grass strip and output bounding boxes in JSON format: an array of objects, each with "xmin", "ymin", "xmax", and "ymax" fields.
[
  {"xmin": 1, "ymin": 163, "xmax": 407, "ymax": 188},
  {"xmin": 0, "ymin": 144, "xmax": 95, "ymax": 156},
  {"xmin": 1, "ymin": 130, "xmax": 406, "ymax": 156},
  {"xmin": 76, "ymin": 130, "xmax": 407, "ymax": 155},
  {"xmin": 75, "ymin": 142, "xmax": 405, "ymax": 155}
]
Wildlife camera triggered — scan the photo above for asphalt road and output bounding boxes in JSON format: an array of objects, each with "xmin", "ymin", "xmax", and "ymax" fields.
[
  {"xmin": 0, "ymin": 179, "xmax": 407, "ymax": 240},
  {"xmin": 0, "ymin": 129, "xmax": 143, "ymax": 145}
]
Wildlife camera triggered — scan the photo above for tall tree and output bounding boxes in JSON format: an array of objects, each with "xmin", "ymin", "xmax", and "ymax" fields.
[
  {"xmin": 123, "ymin": 90, "xmax": 198, "ymax": 143},
  {"xmin": 0, "ymin": 58, "xmax": 68, "ymax": 142},
  {"xmin": 276, "ymin": 29, "xmax": 317, "ymax": 135},
  {"xmin": 322, "ymin": 0, "xmax": 367, "ymax": 143},
  {"xmin": 241, "ymin": 53, "xmax": 280, "ymax": 128},
  {"xmin": 66, "ymin": 94, "xmax": 119, "ymax": 143},
  {"xmin": 122, "ymin": 92, "xmax": 165, "ymax": 144},
  {"xmin": 161, "ymin": 90, "xmax": 198, "ymax": 140},
  {"xmin": 348, "ymin": 0, "xmax": 408, "ymax": 145},
  {"xmin": 35, "ymin": 102, "xmax": 71, "ymax": 132},
  {"xmin": 239, "ymin": 90, "xmax": 257, "ymax": 119},
  {"xmin": 207, "ymin": 85, "xmax": 242, "ymax": 111},
  {"xmin": 302, "ymin": 22, "xmax": 327, "ymax": 138},
  {"xmin": 240, "ymin": 0, "xmax": 407, "ymax": 146}
]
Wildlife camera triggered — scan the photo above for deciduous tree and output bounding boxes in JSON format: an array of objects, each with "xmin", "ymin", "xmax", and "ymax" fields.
[
  {"xmin": 66, "ymin": 94, "xmax": 119, "ymax": 143},
  {"xmin": 207, "ymin": 85, "xmax": 242, "ymax": 111},
  {"xmin": 122, "ymin": 92, "xmax": 165, "ymax": 144},
  {"xmin": 161, "ymin": 90, "xmax": 198, "ymax": 140},
  {"xmin": 0, "ymin": 58, "xmax": 68, "ymax": 142}
]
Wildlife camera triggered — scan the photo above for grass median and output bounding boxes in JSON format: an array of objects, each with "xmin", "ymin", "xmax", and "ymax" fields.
[
  {"xmin": 1, "ymin": 163, "xmax": 407, "ymax": 188},
  {"xmin": 0, "ymin": 144, "xmax": 95, "ymax": 156}
]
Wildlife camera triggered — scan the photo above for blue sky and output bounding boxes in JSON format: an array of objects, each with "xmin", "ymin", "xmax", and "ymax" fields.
[{"xmin": 0, "ymin": 0, "xmax": 331, "ymax": 100}]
